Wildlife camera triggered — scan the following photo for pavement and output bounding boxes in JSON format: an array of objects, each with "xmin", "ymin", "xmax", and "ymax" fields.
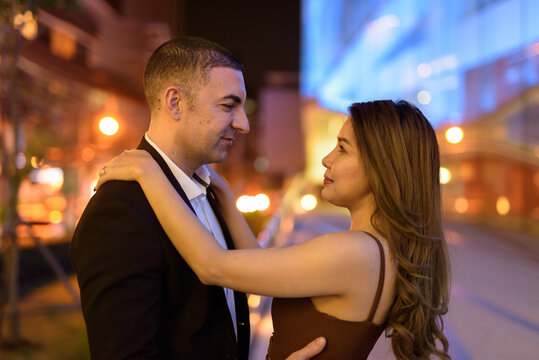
[{"xmin": 248, "ymin": 208, "xmax": 539, "ymax": 360}]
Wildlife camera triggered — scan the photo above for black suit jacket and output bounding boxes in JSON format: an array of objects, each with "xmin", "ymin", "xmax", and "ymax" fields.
[{"xmin": 71, "ymin": 137, "xmax": 250, "ymax": 360}]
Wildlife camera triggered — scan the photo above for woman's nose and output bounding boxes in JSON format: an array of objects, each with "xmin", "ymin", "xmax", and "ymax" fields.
[{"xmin": 322, "ymin": 152, "xmax": 332, "ymax": 169}]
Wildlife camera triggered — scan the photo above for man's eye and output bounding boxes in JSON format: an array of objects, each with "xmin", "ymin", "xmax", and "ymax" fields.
[
  {"xmin": 339, "ymin": 145, "xmax": 345, "ymax": 152},
  {"xmin": 221, "ymin": 104, "xmax": 234, "ymax": 111}
]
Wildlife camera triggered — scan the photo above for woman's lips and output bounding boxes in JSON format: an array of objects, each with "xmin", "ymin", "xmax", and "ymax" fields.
[{"xmin": 323, "ymin": 176, "xmax": 333, "ymax": 185}]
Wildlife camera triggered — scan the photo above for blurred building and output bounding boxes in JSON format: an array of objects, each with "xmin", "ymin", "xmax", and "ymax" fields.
[
  {"xmin": 2, "ymin": 0, "xmax": 302, "ymax": 241},
  {"xmin": 3, "ymin": 0, "xmax": 181, "ymax": 241}
]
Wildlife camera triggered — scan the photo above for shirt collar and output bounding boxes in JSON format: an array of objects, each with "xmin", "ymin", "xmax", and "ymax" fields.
[{"xmin": 144, "ymin": 133, "xmax": 211, "ymax": 200}]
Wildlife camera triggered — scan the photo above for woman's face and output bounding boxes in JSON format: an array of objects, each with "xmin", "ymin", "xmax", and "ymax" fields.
[{"xmin": 321, "ymin": 119, "xmax": 371, "ymax": 210}]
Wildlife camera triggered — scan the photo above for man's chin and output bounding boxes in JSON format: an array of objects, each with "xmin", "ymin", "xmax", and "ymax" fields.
[{"xmin": 208, "ymin": 152, "xmax": 228, "ymax": 164}]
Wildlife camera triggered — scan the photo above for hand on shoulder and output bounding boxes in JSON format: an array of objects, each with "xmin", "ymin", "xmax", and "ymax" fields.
[{"xmin": 95, "ymin": 149, "xmax": 158, "ymax": 190}]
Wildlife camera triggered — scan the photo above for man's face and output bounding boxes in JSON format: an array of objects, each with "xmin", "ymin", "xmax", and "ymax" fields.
[{"xmin": 179, "ymin": 67, "xmax": 249, "ymax": 167}]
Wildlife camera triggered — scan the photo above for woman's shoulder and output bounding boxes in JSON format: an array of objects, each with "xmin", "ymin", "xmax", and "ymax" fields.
[{"xmin": 307, "ymin": 230, "xmax": 387, "ymax": 264}]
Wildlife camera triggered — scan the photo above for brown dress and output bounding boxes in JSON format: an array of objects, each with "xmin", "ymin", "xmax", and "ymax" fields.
[{"xmin": 266, "ymin": 232, "xmax": 387, "ymax": 360}]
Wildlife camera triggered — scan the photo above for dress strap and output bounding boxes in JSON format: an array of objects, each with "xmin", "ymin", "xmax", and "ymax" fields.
[{"xmin": 363, "ymin": 231, "xmax": 386, "ymax": 322}]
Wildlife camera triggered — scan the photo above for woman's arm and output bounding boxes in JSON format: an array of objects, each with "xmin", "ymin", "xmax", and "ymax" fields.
[
  {"xmin": 205, "ymin": 166, "xmax": 259, "ymax": 249},
  {"xmin": 97, "ymin": 150, "xmax": 365, "ymax": 298}
]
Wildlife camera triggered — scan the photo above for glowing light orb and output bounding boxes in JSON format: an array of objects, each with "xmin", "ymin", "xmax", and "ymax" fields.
[
  {"xmin": 440, "ymin": 167, "xmax": 451, "ymax": 184},
  {"xmin": 99, "ymin": 117, "xmax": 119, "ymax": 136},
  {"xmin": 496, "ymin": 196, "xmax": 510, "ymax": 215},
  {"xmin": 417, "ymin": 90, "xmax": 431, "ymax": 105},
  {"xmin": 300, "ymin": 194, "xmax": 318, "ymax": 211},
  {"xmin": 445, "ymin": 126, "xmax": 463, "ymax": 144},
  {"xmin": 455, "ymin": 198, "xmax": 468, "ymax": 214}
]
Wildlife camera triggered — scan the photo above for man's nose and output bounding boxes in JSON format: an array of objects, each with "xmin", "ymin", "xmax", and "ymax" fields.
[{"xmin": 232, "ymin": 108, "xmax": 250, "ymax": 134}]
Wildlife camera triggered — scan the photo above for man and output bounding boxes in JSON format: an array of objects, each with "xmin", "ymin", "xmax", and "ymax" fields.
[{"xmin": 71, "ymin": 37, "xmax": 324, "ymax": 359}]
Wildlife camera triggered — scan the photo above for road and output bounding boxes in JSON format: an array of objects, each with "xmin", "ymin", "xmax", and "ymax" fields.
[{"xmin": 249, "ymin": 209, "xmax": 539, "ymax": 360}]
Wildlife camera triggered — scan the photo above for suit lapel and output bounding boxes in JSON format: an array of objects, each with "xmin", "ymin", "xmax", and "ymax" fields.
[
  {"xmin": 137, "ymin": 137, "xmax": 196, "ymax": 215},
  {"xmin": 206, "ymin": 187, "xmax": 236, "ymax": 250},
  {"xmin": 207, "ymin": 187, "xmax": 251, "ymax": 359}
]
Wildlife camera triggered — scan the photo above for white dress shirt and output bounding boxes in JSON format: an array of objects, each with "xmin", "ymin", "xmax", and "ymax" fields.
[{"xmin": 145, "ymin": 133, "xmax": 237, "ymax": 336}]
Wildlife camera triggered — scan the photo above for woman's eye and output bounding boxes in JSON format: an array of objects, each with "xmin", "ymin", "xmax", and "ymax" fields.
[{"xmin": 339, "ymin": 145, "xmax": 345, "ymax": 152}]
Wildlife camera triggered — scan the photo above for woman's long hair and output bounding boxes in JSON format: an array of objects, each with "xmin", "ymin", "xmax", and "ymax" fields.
[{"xmin": 349, "ymin": 100, "xmax": 451, "ymax": 359}]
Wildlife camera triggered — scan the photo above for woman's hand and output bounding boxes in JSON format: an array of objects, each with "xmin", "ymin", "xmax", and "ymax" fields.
[
  {"xmin": 95, "ymin": 150, "xmax": 157, "ymax": 191},
  {"xmin": 206, "ymin": 165, "xmax": 232, "ymax": 196}
]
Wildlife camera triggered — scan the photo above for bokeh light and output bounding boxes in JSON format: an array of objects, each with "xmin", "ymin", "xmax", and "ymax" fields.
[
  {"xmin": 236, "ymin": 194, "xmax": 270, "ymax": 213},
  {"xmin": 99, "ymin": 117, "xmax": 119, "ymax": 136},
  {"xmin": 445, "ymin": 126, "xmax": 464, "ymax": 144},
  {"xmin": 300, "ymin": 194, "xmax": 317, "ymax": 211},
  {"xmin": 248, "ymin": 295, "xmax": 261, "ymax": 308},
  {"xmin": 455, "ymin": 197, "xmax": 469, "ymax": 214},
  {"xmin": 417, "ymin": 63, "xmax": 432, "ymax": 78},
  {"xmin": 417, "ymin": 90, "xmax": 431, "ymax": 105},
  {"xmin": 496, "ymin": 196, "xmax": 510, "ymax": 215},
  {"xmin": 254, "ymin": 194, "xmax": 270, "ymax": 211},
  {"xmin": 440, "ymin": 167, "xmax": 452, "ymax": 184},
  {"xmin": 29, "ymin": 167, "xmax": 64, "ymax": 189},
  {"xmin": 49, "ymin": 210, "xmax": 63, "ymax": 224}
]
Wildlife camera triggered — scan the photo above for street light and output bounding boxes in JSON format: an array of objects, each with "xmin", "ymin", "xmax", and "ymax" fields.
[
  {"xmin": 99, "ymin": 117, "xmax": 119, "ymax": 136},
  {"xmin": 440, "ymin": 167, "xmax": 451, "ymax": 184},
  {"xmin": 445, "ymin": 126, "xmax": 463, "ymax": 144},
  {"xmin": 300, "ymin": 194, "xmax": 317, "ymax": 211}
]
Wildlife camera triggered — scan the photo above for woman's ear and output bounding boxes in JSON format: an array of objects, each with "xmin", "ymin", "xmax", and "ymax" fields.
[{"xmin": 163, "ymin": 86, "xmax": 183, "ymax": 120}]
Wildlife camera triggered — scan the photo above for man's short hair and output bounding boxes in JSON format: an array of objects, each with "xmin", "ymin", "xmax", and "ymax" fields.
[{"xmin": 143, "ymin": 36, "xmax": 243, "ymax": 114}]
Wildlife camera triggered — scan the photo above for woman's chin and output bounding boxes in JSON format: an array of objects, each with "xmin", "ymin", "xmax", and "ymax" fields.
[
  {"xmin": 321, "ymin": 191, "xmax": 351, "ymax": 209},
  {"xmin": 320, "ymin": 190, "xmax": 336, "ymax": 206}
]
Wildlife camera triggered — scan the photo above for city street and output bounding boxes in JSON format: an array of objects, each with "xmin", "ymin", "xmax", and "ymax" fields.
[{"xmin": 249, "ymin": 209, "xmax": 539, "ymax": 360}]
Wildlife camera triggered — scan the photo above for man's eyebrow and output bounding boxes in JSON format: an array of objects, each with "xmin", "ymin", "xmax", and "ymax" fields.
[
  {"xmin": 221, "ymin": 94, "xmax": 242, "ymax": 104},
  {"xmin": 337, "ymin": 137, "xmax": 351, "ymax": 145}
]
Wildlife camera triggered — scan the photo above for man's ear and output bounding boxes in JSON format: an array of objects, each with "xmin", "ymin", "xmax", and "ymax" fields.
[{"xmin": 163, "ymin": 86, "xmax": 183, "ymax": 120}]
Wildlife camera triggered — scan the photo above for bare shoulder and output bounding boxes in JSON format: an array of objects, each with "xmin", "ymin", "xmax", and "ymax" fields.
[{"xmin": 306, "ymin": 230, "xmax": 386, "ymax": 267}]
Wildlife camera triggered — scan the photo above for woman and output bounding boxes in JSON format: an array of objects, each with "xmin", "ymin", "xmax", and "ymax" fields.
[{"xmin": 96, "ymin": 100, "xmax": 450, "ymax": 359}]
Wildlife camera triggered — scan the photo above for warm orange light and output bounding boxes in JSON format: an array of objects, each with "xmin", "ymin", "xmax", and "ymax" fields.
[
  {"xmin": 237, "ymin": 194, "xmax": 270, "ymax": 213},
  {"xmin": 455, "ymin": 198, "xmax": 468, "ymax": 214},
  {"xmin": 81, "ymin": 147, "xmax": 96, "ymax": 162},
  {"xmin": 237, "ymin": 195, "xmax": 255, "ymax": 213},
  {"xmin": 445, "ymin": 126, "xmax": 463, "ymax": 144},
  {"xmin": 14, "ymin": 11, "xmax": 38, "ymax": 40},
  {"xmin": 259, "ymin": 315, "xmax": 274, "ymax": 336},
  {"xmin": 99, "ymin": 117, "xmax": 119, "ymax": 136},
  {"xmin": 49, "ymin": 210, "xmax": 63, "ymax": 224},
  {"xmin": 50, "ymin": 29, "xmax": 76, "ymax": 60},
  {"xmin": 45, "ymin": 196, "xmax": 67, "ymax": 211},
  {"xmin": 248, "ymin": 295, "xmax": 261, "ymax": 308},
  {"xmin": 300, "ymin": 194, "xmax": 318, "ymax": 211},
  {"xmin": 254, "ymin": 194, "xmax": 270, "ymax": 211},
  {"xmin": 31, "ymin": 156, "xmax": 39, "ymax": 168},
  {"xmin": 440, "ymin": 167, "xmax": 451, "ymax": 184},
  {"xmin": 496, "ymin": 196, "xmax": 510, "ymax": 215}
]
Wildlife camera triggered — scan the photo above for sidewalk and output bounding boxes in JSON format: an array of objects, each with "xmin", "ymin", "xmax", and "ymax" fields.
[{"xmin": 0, "ymin": 276, "xmax": 89, "ymax": 360}]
